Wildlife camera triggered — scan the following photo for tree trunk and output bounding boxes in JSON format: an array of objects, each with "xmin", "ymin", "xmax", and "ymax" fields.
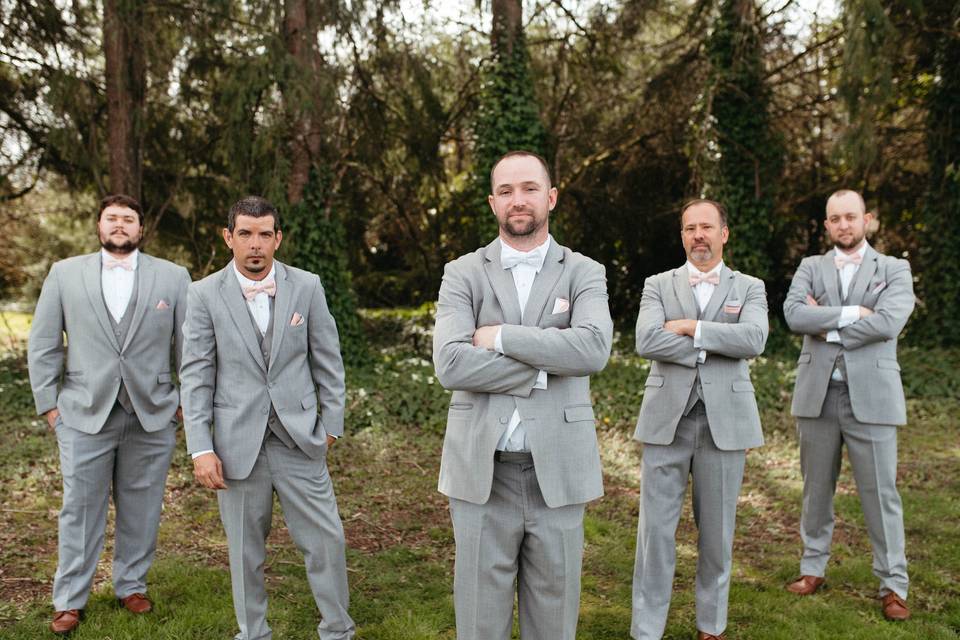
[
  {"xmin": 491, "ymin": 0, "xmax": 522, "ymax": 56},
  {"xmin": 283, "ymin": 0, "xmax": 324, "ymax": 206},
  {"xmin": 103, "ymin": 0, "xmax": 145, "ymax": 200}
]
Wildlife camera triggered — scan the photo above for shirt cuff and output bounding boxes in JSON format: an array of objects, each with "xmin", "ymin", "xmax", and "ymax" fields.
[
  {"xmin": 192, "ymin": 449, "xmax": 214, "ymax": 459},
  {"xmin": 494, "ymin": 326, "xmax": 504, "ymax": 353},
  {"xmin": 693, "ymin": 320, "xmax": 703, "ymax": 348},
  {"xmin": 839, "ymin": 305, "xmax": 859, "ymax": 328},
  {"xmin": 825, "ymin": 330, "xmax": 841, "ymax": 343},
  {"xmin": 534, "ymin": 370, "xmax": 548, "ymax": 390}
]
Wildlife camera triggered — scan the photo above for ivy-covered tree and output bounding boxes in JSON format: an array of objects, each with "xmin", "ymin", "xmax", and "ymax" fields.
[{"xmin": 704, "ymin": 0, "xmax": 783, "ymax": 283}]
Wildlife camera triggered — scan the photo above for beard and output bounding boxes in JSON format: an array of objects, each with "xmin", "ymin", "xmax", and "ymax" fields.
[
  {"xmin": 832, "ymin": 230, "xmax": 865, "ymax": 250},
  {"xmin": 500, "ymin": 209, "xmax": 543, "ymax": 238},
  {"xmin": 689, "ymin": 245, "xmax": 714, "ymax": 263},
  {"xmin": 100, "ymin": 233, "xmax": 139, "ymax": 255}
]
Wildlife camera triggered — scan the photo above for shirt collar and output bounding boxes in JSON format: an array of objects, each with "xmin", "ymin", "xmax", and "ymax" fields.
[
  {"xmin": 834, "ymin": 241, "xmax": 869, "ymax": 260},
  {"xmin": 685, "ymin": 260, "xmax": 724, "ymax": 278},
  {"xmin": 500, "ymin": 235, "xmax": 551, "ymax": 273},
  {"xmin": 232, "ymin": 260, "xmax": 276, "ymax": 289},
  {"xmin": 100, "ymin": 248, "xmax": 139, "ymax": 270}
]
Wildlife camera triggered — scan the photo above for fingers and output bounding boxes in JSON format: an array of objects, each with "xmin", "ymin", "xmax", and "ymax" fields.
[{"xmin": 193, "ymin": 453, "xmax": 228, "ymax": 490}]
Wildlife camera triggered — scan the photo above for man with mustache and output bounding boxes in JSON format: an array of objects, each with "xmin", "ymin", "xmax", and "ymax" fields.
[
  {"xmin": 433, "ymin": 150, "xmax": 612, "ymax": 639},
  {"xmin": 631, "ymin": 199, "xmax": 768, "ymax": 640},
  {"xmin": 28, "ymin": 195, "xmax": 190, "ymax": 634},
  {"xmin": 783, "ymin": 189, "xmax": 914, "ymax": 621},
  {"xmin": 180, "ymin": 196, "xmax": 355, "ymax": 640}
]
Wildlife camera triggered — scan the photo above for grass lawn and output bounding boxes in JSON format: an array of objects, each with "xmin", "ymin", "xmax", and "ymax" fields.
[{"xmin": 0, "ymin": 312, "xmax": 958, "ymax": 639}]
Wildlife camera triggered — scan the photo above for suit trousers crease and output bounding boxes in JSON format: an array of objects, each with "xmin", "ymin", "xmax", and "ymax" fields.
[
  {"xmin": 217, "ymin": 432, "xmax": 354, "ymax": 640},
  {"xmin": 449, "ymin": 457, "xmax": 585, "ymax": 640},
  {"xmin": 797, "ymin": 382, "xmax": 908, "ymax": 599},
  {"xmin": 632, "ymin": 404, "xmax": 745, "ymax": 640},
  {"xmin": 53, "ymin": 401, "xmax": 176, "ymax": 610}
]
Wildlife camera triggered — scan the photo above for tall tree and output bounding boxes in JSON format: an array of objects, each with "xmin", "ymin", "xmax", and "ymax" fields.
[{"xmin": 103, "ymin": 0, "xmax": 146, "ymax": 200}]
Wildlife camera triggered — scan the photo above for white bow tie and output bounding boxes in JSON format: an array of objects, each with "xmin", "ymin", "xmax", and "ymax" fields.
[{"xmin": 502, "ymin": 250, "xmax": 543, "ymax": 271}]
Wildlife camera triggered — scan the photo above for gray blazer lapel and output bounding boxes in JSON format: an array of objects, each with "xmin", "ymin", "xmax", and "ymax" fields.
[
  {"xmin": 821, "ymin": 252, "xmax": 841, "ymax": 306},
  {"xmin": 482, "ymin": 239, "xmax": 523, "ymax": 326},
  {"xmin": 672, "ymin": 268, "xmax": 699, "ymax": 320},
  {"xmin": 847, "ymin": 246, "xmax": 879, "ymax": 303},
  {"xmin": 82, "ymin": 254, "xmax": 121, "ymax": 352},
  {"xmin": 523, "ymin": 239, "xmax": 564, "ymax": 326},
  {"xmin": 268, "ymin": 262, "xmax": 293, "ymax": 367},
  {"xmin": 218, "ymin": 266, "xmax": 268, "ymax": 372},
  {"xmin": 121, "ymin": 254, "xmax": 156, "ymax": 352},
  {"xmin": 702, "ymin": 265, "xmax": 736, "ymax": 320}
]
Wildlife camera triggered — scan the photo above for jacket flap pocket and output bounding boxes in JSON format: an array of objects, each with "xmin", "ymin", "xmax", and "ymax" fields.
[
  {"xmin": 644, "ymin": 374, "xmax": 665, "ymax": 388},
  {"xmin": 449, "ymin": 402, "xmax": 473, "ymax": 411},
  {"xmin": 877, "ymin": 358, "xmax": 901, "ymax": 371},
  {"xmin": 158, "ymin": 372, "xmax": 172, "ymax": 384},
  {"xmin": 301, "ymin": 392, "xmax": 318, "ymax": 409},
  {"xmin": 732, "ymin": 379, "xmax": 755, "ymax": 392},
  {"xmin": 563, "ymin": 404, "xmax": 595, "ymax": 423},
  {"xmin": 797, "ymin": 353, "xmax": 812, "ymax": 364}
]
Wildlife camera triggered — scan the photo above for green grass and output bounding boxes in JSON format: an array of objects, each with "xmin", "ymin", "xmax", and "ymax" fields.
[{"xmin": 1, "ymin": 327, "xmax": 958, "ymax": 639}]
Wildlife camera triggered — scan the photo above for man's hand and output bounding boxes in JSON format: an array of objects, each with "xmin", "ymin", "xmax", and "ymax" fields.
[
  {"xmin": 806, "ymin": 294, "xmax": 820, "ymax": 306},
  {"xmin": 176, "ymin": 406, "xmax": 183, "ymax": 423},
  {"xmin": 472, "ymin": 325, "xmax": 501, "ymax": 350},
  {"xmin": 663, "ymin": 319, "xmax": 698, "ymax": 337},
  {"xmin": 45, "ymin": 408, "xmax": 60, "ymax": 432},
  {"xmin": 193, "ymin": 452, "xmax": 228, "ymax": 490},
  {"xmin": 859, "ymin": 306, "xmax": 874, "ymax": 318},
  {"xmin": 326, "ymin": 434, "xmax": 336, "ymax": 448}
]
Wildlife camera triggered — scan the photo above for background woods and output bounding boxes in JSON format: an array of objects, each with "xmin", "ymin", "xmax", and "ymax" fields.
[{"xmin": 1, "ymin": 0, "xmax": 959, "ymax": 350}]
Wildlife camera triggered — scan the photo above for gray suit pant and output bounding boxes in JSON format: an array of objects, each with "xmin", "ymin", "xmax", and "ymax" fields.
[
  {"xmin": 631, "ymin": 403, "xmax": 746, "ymax": 639},
  {"xmin": 217, "ymin": 433, "xmax": 355, "ymax": 640},
  {"xmin": 797, "ymin": 381, "xmax": 908, "ymax": 598},
  {"xmin": 449, "ymin": 454, "xmax": 586, "ymax": 640},
  {"xmin": 53, "ymin": 401, "xmax": 176, "ymax": 610}
]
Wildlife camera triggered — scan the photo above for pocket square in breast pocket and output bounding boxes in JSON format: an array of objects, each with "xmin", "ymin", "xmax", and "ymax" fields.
[
  {"xmin": 290, "ymin": 312, "xmax": 305, "ymax": 326},
  {"xmin": 723, "ymin": 301, "xmax": 742, "ymax": 315},
  {"xmin": 155, "ymin": 299, "xmax": 169, "ymax": 310},
  {"xmin": 552, "ymin": 298, "xmax": 570, "ymax": 314},
  {"xmin": 872, "ymin": 281, "xmax": 887, "ymax": 295}
]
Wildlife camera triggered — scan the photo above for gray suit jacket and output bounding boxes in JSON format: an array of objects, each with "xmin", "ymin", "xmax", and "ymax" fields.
[
  {"xmin": 28, "ymin": 252, "xmax": 190, "ymax": 433},
  {"xmin": 433, "ymin": 238, "xmax": 613, "ymax": 508},
  {"xmin": 180, "ymin": 261, "xmax": 345, "ymax": 480},
  {"xmin": 784, "ymin": 246, "xmax": 914, "ymax": 425},
  {"xmin": 633, "ymin": 265, "xmax": 768, "ymax": 450}
]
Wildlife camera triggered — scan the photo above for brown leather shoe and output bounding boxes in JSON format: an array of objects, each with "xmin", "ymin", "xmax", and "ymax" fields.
[
  {"xmin": 118, "ymin": 593, "xmax": 152, "ymax": 614},
  {"xmin": 786, "ymin": 575, "xmax": 825, "ymax": 595},
  {"xmin": 697, "ymin": 632, "xmax": 726, "ymax": 640},
  {"xmin": 881, "ymin": 592, "xmax": 910, "ymax": 621},
  {"xmin": 50, "ymin": 609, "xmax": 81, "ymax": 635}
]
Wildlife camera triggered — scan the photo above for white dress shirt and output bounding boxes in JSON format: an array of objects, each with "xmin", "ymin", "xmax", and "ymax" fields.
[
  {"xmin": 101, "ymin": 249, "xmax": 139, "ymax": 323},
  {"xmin": 233, "ymin": 261, "xmax": 276, "ymax": 335},
  {"xmin": 686, "ymin": 260, "xmax": 724, "ymax": 364},
  {"xmin": 493, "ymin": 236, "xmax": 550, "ymax": 452},
  {"xmin": 826, "ymin": 242, "xmax": 869, "ymax": 380}
]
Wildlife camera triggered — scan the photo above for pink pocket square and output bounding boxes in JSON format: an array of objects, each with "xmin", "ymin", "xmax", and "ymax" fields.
[
  {"xmin": 552, "ymin": 298, "xmax": 570, "ymax": 314},
  {"xmin": 724, "ymin": 302, "xmax": 742, "ymax": 314},
  {"xmin": 290, "ymin": 312, "xmax": 305, "ymax": 326},
  {"xmin": 872, "ymin": 282, "xmax": 887, "ymax": 294},
  {"xmin": 155, "ymin": 299, "xmax": 169, "ymax": 310}
]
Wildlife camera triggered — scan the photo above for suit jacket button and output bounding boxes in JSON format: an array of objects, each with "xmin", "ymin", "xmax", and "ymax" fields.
[
  {"xmin": 262, "ymin": 407, "xmax": 270, "ymax": 415},
  {"xmin": 499, "ymin": 416, "xmax": 509, "ymax": 424}
]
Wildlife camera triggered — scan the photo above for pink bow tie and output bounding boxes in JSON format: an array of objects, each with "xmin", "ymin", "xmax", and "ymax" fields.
[
  {"xmin": 103, "ymin": 256, "xmax": 134, "ymax": 271},
  {"xmin": 243, "ymin": 280, "xmax": 276, "ymax": 300},
  {"xmin": 689, "ymin": 271, "xmax": 720, "ymax": 287},
  {"xmin": 834, "ymin": 253, "xmax": 863, "ymax": 269}
]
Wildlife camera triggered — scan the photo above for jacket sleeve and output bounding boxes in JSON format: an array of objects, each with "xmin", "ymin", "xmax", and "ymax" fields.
[
  {"xmin": 27, "ymin": 263, "xmax": 65, "ymax": 415},
  {"xmin": 698, "ymin": 278, "xmax": 769, "ymax": 359},
  {"xmin": 634, "ymin": 275, "xmax": 700, "ymax": 368},
  {"xmin": 839, "ymin": 259, "xmax": 914, "ymax": 349},
  {"xmin": 307, "ymin": 276, "xmax": 346, "ymax": 438},
  {"xmin": 783, "ymin": 258, "xmax": 843, "ymax": 334},
  {"xmin": 179, "ymin": 285, "xmax": 217, "ymax": 454}
]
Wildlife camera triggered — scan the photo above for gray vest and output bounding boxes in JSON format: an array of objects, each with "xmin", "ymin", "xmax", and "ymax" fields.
[
  {"xmin": 104, "ymin": 270, "xmax": 139, "ymax": 414},
  {"xmin": 245, "ymin": 299, "xmax": 298, "ymax": 450},
  {"xmin": 683, "ymin": 294, "xmax": 705, "ymax": 416},
  {"xmin": 833, "ymin": 266, "xmax": 867, "ymax": 382}
]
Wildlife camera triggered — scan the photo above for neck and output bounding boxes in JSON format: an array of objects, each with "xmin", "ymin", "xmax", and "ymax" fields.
[
  {"xmin": 237, "ymin": 260, "xmax": 273, "ymax": 281},
  {"xmin": 104, "ymin": 248, "xmax": 135, "ymax": 260},
  {"xmin": 690, "ymin": 257, "xmax": 721, "ymax": 273},
  {"xmin": 500, "ymin": 229, "xmax": 548, "ymax": 253},
  {"xmin": 836, "ymin": 239, "xmax": 865, "ymax": 255}
]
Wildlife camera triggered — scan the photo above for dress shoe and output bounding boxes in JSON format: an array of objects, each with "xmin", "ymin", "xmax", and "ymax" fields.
[
  {"xmin": 50, "ymin": 609, "xmax": 81, "ymax": 635},
  {"xmin": 697, "ymin": 632, "xmax": 726, "ymax": 640},
  {"xmin": 786, "ymin": 575, "xmax": 825, "ymax": 595},
  {"xmin": 881, "ymin": 592, "xmax": 910, "ymax": 621},
  {"xmin": 118, "ymin": 593, "xmax": 152, "ymax": 614}
]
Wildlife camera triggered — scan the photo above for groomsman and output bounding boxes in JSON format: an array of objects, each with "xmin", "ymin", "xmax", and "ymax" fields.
[
  {"xmin": 783, "ymin": 189, "xmax": 914, "ymax": 621},
  {"xmin": 433, "ymin": 150, "xmax": 613, "ymax": 640},
  {"xmin": 28, "ymin": 195, "xmax": 190, "ymax": 635},
  {"xmin": 180, "ymin": 196, "xmax": 355, "ymax": 640},
  {"xmin": 631, "ymin": 199, "xmax": 768, "ymax": 640}
]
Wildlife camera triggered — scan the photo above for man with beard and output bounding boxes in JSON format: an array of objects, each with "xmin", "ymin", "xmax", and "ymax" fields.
[
  {"xmin": 180, "ymin": 196, "xmax": 355, "ymax": 640},
  {"xmin": 631, "ymin": 199, "xmax": 768, "ymax": 640},
  {"xmin": 783, "ymin": 189, "xmax": 914, "ymax": 621},
  {"xmin": 432, "ymin": 150, "xmax": 613, "ymax": 640},
  {"xmin": 28, "ymin": 195, "xmax": 190, "ymax": 634}
]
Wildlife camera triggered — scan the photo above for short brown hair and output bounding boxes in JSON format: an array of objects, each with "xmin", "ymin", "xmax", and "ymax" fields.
[
  {"xmin": 680, "ymin": 198, "xmax": 728, "ymax": 227},
  {"xmin": 826, "ymin": 189, "xmax": 866, "ymax": 214},
  {"xmin": 489, "ymin": 150, "xmax": 552, "ymax": 193},
  {"xmin": 227, "ymin": 196, "xmax": 280, "ymax": 232},
  {"xmin": 98, "ymin": 194, "xmax": 144, "ymax": 225}
]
